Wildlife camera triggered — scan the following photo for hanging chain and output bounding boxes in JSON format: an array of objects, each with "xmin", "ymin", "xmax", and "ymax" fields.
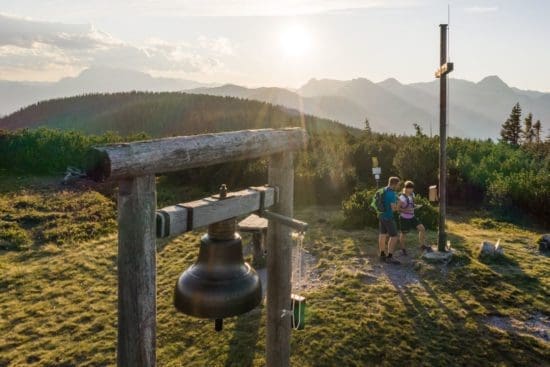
[{"xmin": 291, "ymin": 231, "xmax": 305, "ymax": 291}]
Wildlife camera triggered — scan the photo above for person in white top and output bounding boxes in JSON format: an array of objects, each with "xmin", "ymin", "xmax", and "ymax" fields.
[{"xmin": 398, "ymin": 181, "xmax": 428, "ymax": 255}]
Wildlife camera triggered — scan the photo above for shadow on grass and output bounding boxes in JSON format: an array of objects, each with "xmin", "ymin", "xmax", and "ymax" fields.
[
  {"xmin": 479, "ymin": 253, "xmax": 543, "ymax": 293},
  {"xmin": 224, "ymin": 307, "xmax": 262, "ymax": 367},
  {"xmin": 444, "ymin": 231, "xmax": 543, "ymax": 299},
  {"xmin": 388, "ymin": 228, "xmax": 547, "ymax": 365}
]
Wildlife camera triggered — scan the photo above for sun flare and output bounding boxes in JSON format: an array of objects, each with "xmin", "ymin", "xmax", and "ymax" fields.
[{"xmin": 279, "ymin": 24, "xmax": 312, "ymax": 58}]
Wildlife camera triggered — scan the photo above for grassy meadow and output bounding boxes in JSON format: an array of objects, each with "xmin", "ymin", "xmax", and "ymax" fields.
[{"xmin": 1, "ymin": 176, "xmax": 548, "ymax": 367}]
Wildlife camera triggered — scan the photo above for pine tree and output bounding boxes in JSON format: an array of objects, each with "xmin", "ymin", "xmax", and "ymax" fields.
[
  {"xmin": 413, "ymin": 123, "xmax": 426, "ymax": 137},
  {"xmin": 364, "ymin": 117, "xmax": 372, "ymax": 134},
  {"xmin": 500, "ymin": 103, "xmax": 522, "ymax": 146},
  {"xmin": 533, "ymin": 119, "xmax": 542, "ymax": 143},
  {"xmin": 521, "ymin": 112, "xmax": 534, "ymax": 144}
]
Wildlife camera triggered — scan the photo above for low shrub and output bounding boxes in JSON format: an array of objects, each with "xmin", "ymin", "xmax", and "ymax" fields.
[{"xmin": 341, "ymin": 189, "xmax": 378, "ymax": 229}]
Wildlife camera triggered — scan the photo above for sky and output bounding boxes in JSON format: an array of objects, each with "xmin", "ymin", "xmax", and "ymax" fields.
[{"xmin": 0, "ymin": 0, "xmax": 549, "ymax": 91}]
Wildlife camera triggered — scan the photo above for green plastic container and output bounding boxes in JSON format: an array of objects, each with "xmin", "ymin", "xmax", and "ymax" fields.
[{"xmin": 291, "ymin": 294, "xmax": 306, "ymax": 330}]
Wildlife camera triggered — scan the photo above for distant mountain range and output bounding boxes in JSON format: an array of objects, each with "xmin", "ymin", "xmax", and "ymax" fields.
[
  {"xmin": 1, "ymin": 67, "xmax": 548, "ymax": 138},
  {"xmin": 190, "ymin": 76, "xmax": 550, "ymax": 138},
  {"xmin": 0, "ymin": 67, "xmax": 216, "ymax": 117}
]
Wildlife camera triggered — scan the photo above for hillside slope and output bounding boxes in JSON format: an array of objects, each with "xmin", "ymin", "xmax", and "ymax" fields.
[
  {"xmin": 0, "ymin": 92, "xmax": 354, "ymax": 137},
  {"xmin": 190, "ymin": 84, "xmax": 380, "ymax": 131}
]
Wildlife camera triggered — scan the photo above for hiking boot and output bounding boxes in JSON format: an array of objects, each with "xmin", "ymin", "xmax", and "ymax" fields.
[
  {"xmin": 386, "ymin": 254, "xmax": 401, "ymax": 264},
  {"xmin": 379, "ymin": 251, "xmax": 386, "ymax": 262},
  {"xmin": 420, "ymin": 244, "xmax": 432, "ymax": 252}
]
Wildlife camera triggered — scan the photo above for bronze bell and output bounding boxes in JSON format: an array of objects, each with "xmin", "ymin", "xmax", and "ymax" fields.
[{"xmin": 174, "ymin": 216, "xmax": 262, "ymax": 331}]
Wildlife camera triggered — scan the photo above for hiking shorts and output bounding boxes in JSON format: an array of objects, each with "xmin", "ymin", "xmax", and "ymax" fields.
[
  {"xmin": 379, "ymin": 218, "xmax": 398, "ymax": 237},
  {"xmin": 399, "ymin": 217, "xmax": 422, "ymax": 233}
]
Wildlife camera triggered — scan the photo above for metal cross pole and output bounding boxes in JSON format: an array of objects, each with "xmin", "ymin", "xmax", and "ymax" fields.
[{"xmin": 435, "ymin": 24, "xmax": 453, "ymax": 252}]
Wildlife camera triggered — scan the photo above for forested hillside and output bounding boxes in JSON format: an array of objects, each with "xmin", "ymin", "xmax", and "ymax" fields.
[{"xmin": 0, "ymin": 92, "xmax": 351, "ymax": 137}]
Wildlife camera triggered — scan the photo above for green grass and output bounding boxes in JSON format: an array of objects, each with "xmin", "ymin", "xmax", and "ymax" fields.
[
  {"xmin": 0, "ymin": 179, "xmax": 548, "ymax": 366},
  {"xmin": 0, "ymin": 181, "xmax": 116, "ymax": 251}
]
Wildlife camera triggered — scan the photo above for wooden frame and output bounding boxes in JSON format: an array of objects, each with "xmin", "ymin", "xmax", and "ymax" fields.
[{"xmin": 90, "ymin": 128, "xmax": 306, "ymax": 367}]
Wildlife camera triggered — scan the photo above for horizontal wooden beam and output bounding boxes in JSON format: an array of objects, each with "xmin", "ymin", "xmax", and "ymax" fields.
[
  {"xmin": 156, "ymin": 186, "xmax": 275, "ymax": 238},
  {"xmin": 435, "ymin": 62, "xmax": 454, "ymax": 78},
  {"xmin": 88, "ymin": 128, "xmax": 307, "ymax": 180}
]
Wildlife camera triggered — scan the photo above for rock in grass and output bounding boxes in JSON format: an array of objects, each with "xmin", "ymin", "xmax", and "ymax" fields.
[
  {"xmin": 422, "ymin": 249, "xmax": 453, "ymax": 263},
  {"xmin": 480, "ymin": 241, "xmax": 496, "ymax": 255},
  {"xmin": 480, "ymin": 239, "xmax": 504, "ymax": 256},
  {"xmin": 538, "ymin": 234, "xmax": 550, "ymax": 252}
]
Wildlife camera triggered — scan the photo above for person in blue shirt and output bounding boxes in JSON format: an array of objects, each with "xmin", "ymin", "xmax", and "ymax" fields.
[{"xmin": 378, "ymin": 176, "xmax": 401, "ymax": 264}]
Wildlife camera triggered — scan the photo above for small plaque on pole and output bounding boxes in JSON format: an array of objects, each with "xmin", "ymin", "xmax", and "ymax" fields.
[
  {"xmin": 372, "ymin": 167, "xmax": 381, "ymax": 175},
  {"xmin": 429, "ymin": 185, "xmax": 438, "ymax": 202}
]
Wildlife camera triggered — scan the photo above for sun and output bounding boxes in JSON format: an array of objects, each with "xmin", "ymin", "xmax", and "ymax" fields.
[{"xmin": 279, "ymin": 24, "xmax": 312, "ymax": 58}]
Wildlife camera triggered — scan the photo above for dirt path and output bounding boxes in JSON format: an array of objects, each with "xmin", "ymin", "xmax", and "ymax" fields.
[{"xmin": 484, "ymin": 314, "xmax": 550, "ymax": 344}]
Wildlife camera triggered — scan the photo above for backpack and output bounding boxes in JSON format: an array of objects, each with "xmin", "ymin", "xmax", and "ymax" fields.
[
  {"xmin": 400, "ymin": 193, "xmax": 414, "ymax": 208},
  {"xmin": 399, "ymin": 193, "xmax": 415, "ymax": 216},
  {"xmin": 370, "ymin": 187, "xmax": 387, "ymax": 218}
]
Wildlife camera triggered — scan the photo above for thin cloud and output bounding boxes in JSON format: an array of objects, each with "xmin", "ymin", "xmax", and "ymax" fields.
[
  {"xmin": 465, "ymin": 6, "xmax": 499, "ymax": 13},
  {"xmin": 0, "ymin": 13, "xmax": 116, "ymax": 49},
  {"xmin": 197, "ymin": 36, "xmax": 234, "ymax": 55},
  {"xmin": 0, "ymin": 14, "xmax": 231, "ymax": 80},
  {"xmin": 126, "ymin": 0, "xmax": 422, "ymax": 17}
]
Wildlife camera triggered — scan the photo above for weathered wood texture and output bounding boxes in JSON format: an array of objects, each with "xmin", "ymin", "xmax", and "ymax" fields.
[
  {"xmin": 238, "ymin": 214, "xmax": 268, "ymax": 231},
  {"xmin": 91, "ymin": 128, "xmax": 306, "ymax": 180},
  {"xmin": 156, "ymin": 186, "xmax": 275, "ymax": 238},
  {"xmin": 156, "ymin": 204, "xmax": 187, "ymax": 238},
  {"xmin": 117, "ymin": 175, "xmax": 157, "ymax": 367},
  {"xmin": 266, "ymin": 152, "xmax": 294, "ymax": 367}
]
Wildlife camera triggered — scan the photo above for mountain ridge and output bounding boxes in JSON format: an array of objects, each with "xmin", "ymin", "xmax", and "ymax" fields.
[
  {"xmin": 0, "ymin": 67, "xmax": 217, "ymax": 117},
  {"xmin": 1, "ymin": 68, "xmax": 548, "ymax": 138}
]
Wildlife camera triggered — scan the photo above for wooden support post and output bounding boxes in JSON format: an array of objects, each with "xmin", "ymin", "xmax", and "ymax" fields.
[
  {"xmin": 117, "ymin": 175, "xmax": 157, "ymax": 367},
  {"xmin": 251, "ymin": 231, "xmax": 263, "ymax": 265},
  {"xmin": 266, "ymin": 152, "xmax": 294, "ymax": 367}
]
